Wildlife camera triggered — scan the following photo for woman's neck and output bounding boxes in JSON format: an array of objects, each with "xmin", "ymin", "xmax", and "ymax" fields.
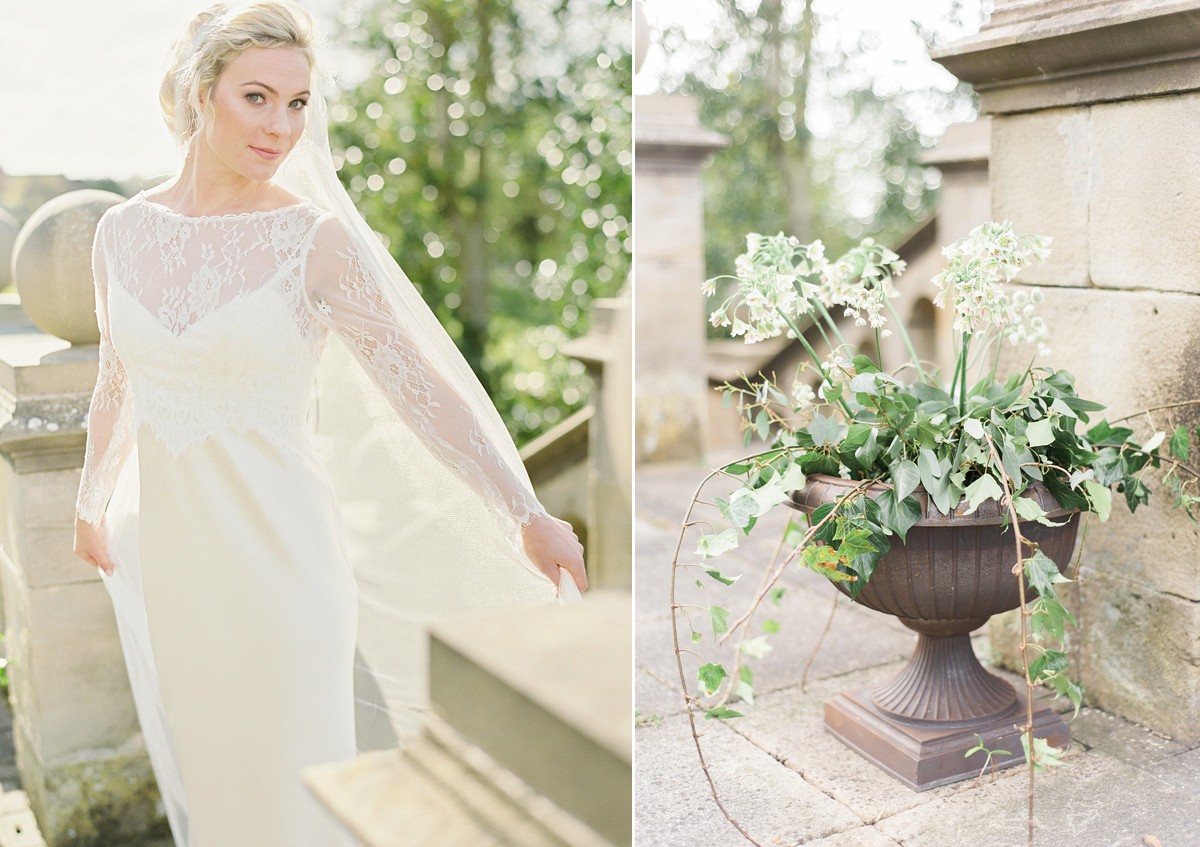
[{"xmin": 154, "ymin": 145, "xmax": 277, "ymax": 217}]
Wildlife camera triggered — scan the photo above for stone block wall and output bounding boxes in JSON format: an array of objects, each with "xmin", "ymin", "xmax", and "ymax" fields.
[{"xmin": 936, "ymin": 0, "xmax": 1200, "ymax": 741}]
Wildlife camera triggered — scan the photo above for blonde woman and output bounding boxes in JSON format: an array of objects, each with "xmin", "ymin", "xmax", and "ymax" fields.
[{"xmin": 71, "ymin": 2, "xmax": 587, "ymax": 844}]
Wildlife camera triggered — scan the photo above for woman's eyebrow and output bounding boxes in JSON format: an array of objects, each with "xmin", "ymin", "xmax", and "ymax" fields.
[{"xmin": 239, "ymin": 81, "xmax": 311, "ymax": 96}]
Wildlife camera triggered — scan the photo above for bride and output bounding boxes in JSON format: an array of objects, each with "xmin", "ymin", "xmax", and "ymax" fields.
[{"xmin": 70, "ymin": 2, "xmax": 588, "ymax": 845}]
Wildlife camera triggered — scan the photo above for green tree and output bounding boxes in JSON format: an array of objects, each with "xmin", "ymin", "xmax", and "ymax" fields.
[
  {"xmin": 331, "ymin": 0, "xmax": 632, "ymax": 443},
  {"xmin": 651, "ymin": 0, "xmax": 982, "ymax": 283}
]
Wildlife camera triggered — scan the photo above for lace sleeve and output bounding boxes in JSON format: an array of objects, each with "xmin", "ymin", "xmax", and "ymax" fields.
[
  {"xmin": 302, "ymin": 219, "xmax": 548, "ymax": 537},
  {"xmin": 76, "ymin": 212, "xmax": 135, "ymax": 527}
]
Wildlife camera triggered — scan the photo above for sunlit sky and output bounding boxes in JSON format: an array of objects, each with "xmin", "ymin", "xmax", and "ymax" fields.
[
  {"xmin": 0, "ymin": 0, "xmax": 984, "ymax": 181},
  {"xmin": 0, "ymin": 0, "xmax": 349, "ymax": 181}
]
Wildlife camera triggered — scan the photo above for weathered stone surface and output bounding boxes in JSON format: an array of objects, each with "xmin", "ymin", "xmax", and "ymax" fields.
[
  {"xmin": 634, "ymin": 96, "xmax": 724, "ymax": 463},
  {"xmin": 11, "ymin": 191, "xmax": 124, "ymax": 346},
  {"xmin": 734, "ymin": 668, "xmax": 966, "ymax": 825},
  {"xmin": 1072, "ymin": 571, "xmax": 1200, "ymax": 742},
  {"xmin": 802, "ymin": 827, "xmax": 903, "ymax": 847},
  {"xmin": 16, "ymin": 738, "xmax": 168, "ymax": 847},
  {"xmin": 635, "ymin": 713, "xmax": 862, "ymax": 847},
  {"xmin": 13, "ymin": 581, "xmax": 134, "ymax": 761},
  {"xmin": 1089, "ymin": 92, "xmax": 1200, "ymax": 295},
  {"xmin": 874, "ymin": 749, "xmax": 1200, "ymax": 847},
  {"xmin": 990, "ymin": 108, "xmax": 1090, "ymax": 287},
  {"xmin": 1068, "ymin": 706, "xmax": 1187, "ymax": 766},
  {"xmin": 1148, "ymin": 745, "xmax": 1200, "ymax": 794}
]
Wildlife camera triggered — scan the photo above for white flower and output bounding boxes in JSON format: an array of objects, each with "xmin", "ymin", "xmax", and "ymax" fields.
[{"xmin": 315, "ymin": 298, "xmax": 333, "ymax": 317}]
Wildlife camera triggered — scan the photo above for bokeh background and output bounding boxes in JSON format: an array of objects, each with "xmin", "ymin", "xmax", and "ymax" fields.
[{"xmin": 0, "ymin": 0, "xmax": 632, "ymax": 445}]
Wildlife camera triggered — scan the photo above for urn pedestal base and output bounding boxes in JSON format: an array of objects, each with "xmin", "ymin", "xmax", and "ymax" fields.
[{"xmin": 824, "ymin": 684, "xmax": 1068, "ymax": 791}]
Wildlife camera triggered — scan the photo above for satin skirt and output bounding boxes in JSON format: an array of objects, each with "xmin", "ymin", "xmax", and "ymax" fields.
[{"xmin": 104, "ymin": 421, "xmax": 358, "ymax": 847}]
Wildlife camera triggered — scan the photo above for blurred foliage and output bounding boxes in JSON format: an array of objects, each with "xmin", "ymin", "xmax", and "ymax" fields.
[
  {"xmin": 330, "ymin": 0, "xmax": 632, "ymax": 444},
  {"xmin": 651, "ymin": 0, "xmax": 984, "ymax": 329}
]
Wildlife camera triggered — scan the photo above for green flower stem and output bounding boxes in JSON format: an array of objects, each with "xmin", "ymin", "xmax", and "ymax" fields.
[
  {"xmin": 958, "ymin": 332, "xmax": 973, "ymax": 416},
  {"xmin": 883, "ymin": 297, "xmax": 927, "ymax": 384},
  {"xmin": 778, "ymin": 308, "xmax": 853, "ymax": 418},
  {"xmin": 815, "ymin": 301, "xmax": 849, "ymax": 351}
]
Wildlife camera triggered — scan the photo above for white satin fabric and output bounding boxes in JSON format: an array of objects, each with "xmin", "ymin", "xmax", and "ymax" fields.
[{"xmin": 76, "ymin": 190, "xmax": 557, "ymax": 845}]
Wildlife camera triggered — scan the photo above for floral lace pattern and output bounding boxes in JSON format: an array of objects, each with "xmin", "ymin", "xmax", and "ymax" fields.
[
  {"xmin": 303, "ymin": 219, "xmax": 547, "ymax": 540},
  {"xmin": 76, "ymin": 194, "xmax": 545, "ymax": 541}
]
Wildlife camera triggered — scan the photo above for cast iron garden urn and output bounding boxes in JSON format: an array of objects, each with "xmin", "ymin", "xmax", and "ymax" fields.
[{"xmin": 789, "ymin": 474, "xmax": 1080, "ymax": 791}]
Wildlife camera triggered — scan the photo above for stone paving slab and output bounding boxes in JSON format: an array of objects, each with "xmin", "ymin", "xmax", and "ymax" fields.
[
  {"xmin": 873, "ymin": 749, "xmax": 1200, "ymax": 847},
  {"xmin": 635, "ymin": 458, "xmax": 1200, "ymax": 847},
  {"xmin": 635, "ymin": 713, "xmax": 862, "ymax": 847}
]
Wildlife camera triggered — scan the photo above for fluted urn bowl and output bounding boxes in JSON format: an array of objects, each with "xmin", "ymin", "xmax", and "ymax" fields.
[{"xmin": 788, "ymin": 474, "xmax": 1081, "ymax": 790}]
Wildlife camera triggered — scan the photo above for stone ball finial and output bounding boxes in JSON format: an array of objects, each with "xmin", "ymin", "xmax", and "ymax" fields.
[
  {"xmin": 0, "ymin": 208, "xmax": 19, "ymax": 291},
  {"xmin": 11, "ymin": 190, "xmax": 125, "ymax": 345}
]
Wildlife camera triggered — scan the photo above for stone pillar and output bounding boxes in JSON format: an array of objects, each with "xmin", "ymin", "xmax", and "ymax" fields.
[
  {"xmin": 1, "ymin": 191, "xmax": 167, "ymax": 845},
  {"xmin": 563, "ymin": 286, "xmax": 633, "ymax": 590},
  {"xmin": 935, "ymin": 0, "xmax": 1200, "ymax": 741},
  {"xmin": 633, "ymin": 96, "xmax": 728, "ymax": 462}
]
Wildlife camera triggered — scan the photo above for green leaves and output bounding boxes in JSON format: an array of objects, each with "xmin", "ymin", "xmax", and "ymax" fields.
[
  {"xmin": 1170, "ymin": 425, "xmax": 1190, "ymax": 462},
  {"xmin": 890, "ymin": 459, "xmax": 920, "ymax": 501},
  {"xmin": 1084, "ymin": 479, "xmax": 1112, "ymax": 522},
  {"xmin": 696, "ymin": 528, "xmax": 740, "ymax": 558},
  {"xmin": 1024, "ymin": 550, "xmax": 1070, "ymax": 599},
  {"xmin": 1026, "ymin": 418, "xmax": 1055, "ymax": 448},
  {"xmin": 1021, "ymin": 734, "xmax": 1071, "ymax": 773},
  {"xmin": 808, "ymin": 412, "xmax": 844, "ymax": 447},
  {"xmin": 697, "ymin": 663, "xmax": 728, "ymax": 695},
  {"xmin": 876, "ymin": 489, "xmax": 922, "ymax": 542},
  {"xmin": 963, "ymin": 474, "xmax": 1004, "ymax": 515},
  {"xmin": 709, "ymin": 606, "xmax": 730, "ymax": 640}
]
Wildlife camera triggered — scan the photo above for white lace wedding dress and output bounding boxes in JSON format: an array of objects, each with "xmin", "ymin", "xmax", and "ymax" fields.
[{"xmin": 75, "ymin": 192, "xmax": 555, "ymax": 847}]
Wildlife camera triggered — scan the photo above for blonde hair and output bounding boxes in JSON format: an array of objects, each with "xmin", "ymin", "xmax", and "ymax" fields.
[{"xmin": 160, "ymin": 1, "xmax": 319, "ymax": 144}]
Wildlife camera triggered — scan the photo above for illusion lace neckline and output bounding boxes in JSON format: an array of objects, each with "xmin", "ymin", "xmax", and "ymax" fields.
[{"xmin": 134, "ymin": 191, "xmax": 315, "ymax": 222}]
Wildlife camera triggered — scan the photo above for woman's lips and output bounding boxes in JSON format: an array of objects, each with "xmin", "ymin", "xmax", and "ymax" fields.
[{"xmin": 250, "ymin": 146, "xmax": 282, "ymax": 160}]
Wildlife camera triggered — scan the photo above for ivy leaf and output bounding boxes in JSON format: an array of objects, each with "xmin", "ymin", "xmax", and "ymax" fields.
[
  {"xmin": 1021, "ymin": 734, "xmax": 1072, "ymax": 772},
  {"xmin": 703, "ymin": 567, "xmax": 740, "ymax": 586},
  {"xmin": 777, "ymin": 463, "xmax": 807, "ymax": 491},
  {"xmin": 690, "ymin": 631, "xmax": 702, "ymax": 643},
  {"xmin": 808, "ymin": 412, "xmax": 844, "ymax": 447},
  {"xmin": 741, "ymin": 635, "xmax": 773, "ymax": 659},
  {"xmin": 769, "ymin": 587, "xmax": 786, "ymax": 606},
  {"xmin": 963, "ymin": 418, "xmax": 985, "ymax": 440},
  {"xmin": 1170, "ymin": 425, "xmax": 1190, "ymax": 462},
  {"xmin": 1030, "ymin": 596, "xmax": 1071, "ymax": 641},
  {"xmin": 890, "ymin": 459, "xmax": 921, "ymax": 502},
  {"xmin": 1027, "ymin": 418, "xmax": 1055, "ymax": 448},
  {"xmin": 1014, "ymin": 496, "xmax": 1066, "ymax": 527},
  {"xmin": 1141, "ymin": 430, "xmax": 1166, "ymax": 454},
  {"xmin": 1084, "ymin": 479, "xmax": 1112, "ymax": 522},
  {"xmin": 704, "ymin": 706, "xmax": 744, "ymax": 720},
  {"xmin": 1046, "ymin": 673, "xmax": 1084, "ymax": 719},
  {"xmin": 696, "ymin": 528, "xmax": 740, "ymax": 558},
  {"xmin": 697, "ymin": 662, "xmax": 728, "ymax": 695},
  {"xmin": 962, "ymin": 474, "xmax": 1004, "ymax": 515},
  {"xmin": 876, "ymin": 489, "xmax": 922, "ymax": 542},
  {"xmin": 1024, "ymin": 550, "xmax": 1070, "ymax": 599},
  {"xmin": 1028, "ymin": 649, "xmax": 1069, "ymax": 683},
  {"xmin": 762, "ymin": 619, "xmax": 781, "ymax": 634},
  {"xmin": 709, "ymin": 606, "xmax": 730, "ymax": 640}
]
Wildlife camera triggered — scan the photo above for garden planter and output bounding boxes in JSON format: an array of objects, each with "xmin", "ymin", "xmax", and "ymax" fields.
[{"xmin": 788, "ymin": 474, "xmax": 1081, "ymax": 791}]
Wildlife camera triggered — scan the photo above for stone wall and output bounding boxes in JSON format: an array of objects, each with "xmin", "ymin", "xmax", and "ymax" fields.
[{"xmin": 937, "ymin": 0, "xmax": 1200, "ymax": 741}]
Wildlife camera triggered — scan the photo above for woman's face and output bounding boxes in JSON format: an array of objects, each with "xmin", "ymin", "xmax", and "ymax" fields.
[{"xmin": 199, "ymin": 46, "xmax": 311, "ymax": 183}]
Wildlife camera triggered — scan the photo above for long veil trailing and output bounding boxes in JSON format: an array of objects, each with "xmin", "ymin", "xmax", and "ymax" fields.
[
  {"xmin": 97, "ymin": 24, "xmax": 561, "ymax": 844},
  {"xmin": 274, "ymin": 68, "xmax": 559, "ymax": 747}
]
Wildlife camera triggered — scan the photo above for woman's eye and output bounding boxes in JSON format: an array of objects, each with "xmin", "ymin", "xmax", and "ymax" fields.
[
  {"xmin": 246, "ymin": 92, "xmax": 264, "ymax": 104},
  {"xmin": 290, "ymin": 99, "xmax": 309, "ymax": 110}
]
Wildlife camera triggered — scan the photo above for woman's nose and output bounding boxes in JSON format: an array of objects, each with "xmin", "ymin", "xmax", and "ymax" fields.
[{"xmin": 265, "ymin": 106, "xmax": 291, "ymax": 138}]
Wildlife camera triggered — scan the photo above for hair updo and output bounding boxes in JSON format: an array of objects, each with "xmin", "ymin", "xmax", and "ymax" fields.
[{"xmin": 160, "ymin": 1, "xmax": 319, "ymax": 145}]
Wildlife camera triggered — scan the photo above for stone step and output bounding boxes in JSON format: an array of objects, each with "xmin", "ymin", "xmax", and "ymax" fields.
[{"xmin": 428, "ymin": 590, "xmax": 631, "ymax": 847}]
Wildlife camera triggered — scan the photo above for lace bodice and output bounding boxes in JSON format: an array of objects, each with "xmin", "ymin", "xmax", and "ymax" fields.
[{"xmin": 76, "ymin": 192, "xmax": 546, "ymax": 540}]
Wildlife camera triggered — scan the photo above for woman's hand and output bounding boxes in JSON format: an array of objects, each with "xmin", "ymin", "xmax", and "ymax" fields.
[
  {"xmin": 74, "ymin": 515, "xmax": 113, "ymax": 577},
  {"xmin": 522, "ymin": 514, "xmax": 587, "ymax": 594}
]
